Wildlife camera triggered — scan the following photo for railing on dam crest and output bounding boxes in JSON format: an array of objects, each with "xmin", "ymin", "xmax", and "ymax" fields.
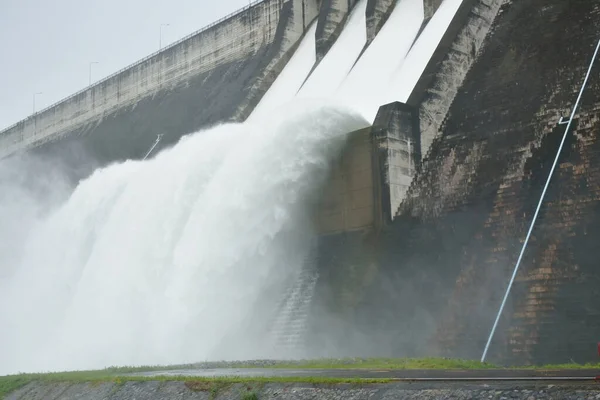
[{"xmin": 0, "ymin": 0, "xmax": 266, "ymax": 135}]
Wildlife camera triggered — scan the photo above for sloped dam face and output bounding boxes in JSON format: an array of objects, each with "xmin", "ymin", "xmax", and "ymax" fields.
[{"xmin": 1, "ymin": 0, "xmax": 600, "ymax": 374}]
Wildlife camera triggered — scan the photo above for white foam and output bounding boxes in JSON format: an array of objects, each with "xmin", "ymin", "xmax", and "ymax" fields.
[
  {"xmin": 297, "ymin": 0, "xmax": 368, "ymax": 98},
  {"xmin": 250, "ymin": 25, "xmax": 317, "ymax": 120},
  {"xmin": 335, "ymin": 0, "xmax": 425, "ymax": 121},
  {"xmin": 387, "ymin": 0, "xmax": 465, "ymax": 103},
  {"xmin": 0, "ymin": 101, "xmax": 368, "ymax": 375}
]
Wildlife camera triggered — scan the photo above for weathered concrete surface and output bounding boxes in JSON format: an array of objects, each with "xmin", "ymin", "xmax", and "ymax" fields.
[
  {"xmin": 315, "ymin": 0, "xmax": 358, "ymax": 61},
  {"xmin": 356, "ymin": 0, "xmax": 600, "ymax": 366},
  {"xmin": 315, "ymin": 128, "xmax": 376, "ymax": 234},
  {"xmin": 296, "ymin": 0, "xmax": 600, "ymax": 366},
  {"xmin": 410, "ymin": 0, "xmax": 504, "ymax": 158},
  {"xmin": 424, "ymin": 0, "xmax": 444, "ymax": 19},
  {"xmin": 0, "ymin": 0, "xmax": 319, "ymax": 168},
  {"xmin": 7, "ymin": 380, "xmax": 600, "ymax": 400},
  {"xmin": 365, "ymin": 0, "xmax": 396, "ymax": 45},
  {"xmin": 306, "ymin": 229, "xmax": 379, "ymax": 356},
  {"xmin": 372, "ymin": 102, "xmax": 421, "ymax": 224}
]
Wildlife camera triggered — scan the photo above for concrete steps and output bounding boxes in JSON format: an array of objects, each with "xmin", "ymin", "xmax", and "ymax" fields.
[{"xmin": 267, "ymin": 244, "xmax": 319, "ymax": 357}]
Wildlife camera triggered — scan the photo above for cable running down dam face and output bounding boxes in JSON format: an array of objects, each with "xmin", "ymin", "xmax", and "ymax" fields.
[{"xmin": 3, "ymin": 0, "xmax": 598, "ymax": 378}]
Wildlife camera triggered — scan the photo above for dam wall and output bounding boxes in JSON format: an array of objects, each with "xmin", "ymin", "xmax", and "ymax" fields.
[
  {"xmin": 0, "ymin": 0, "xmax": 319, "ymax": 165},
  {"xmin": 409, "ymin": 0, "xmax": 504, "ymax": 158},
  {"xmin": 315, "ymin": 128, "xmax": 376, "ymax": 235},
  {"xmin": 299, "ymin": 0, "xmax": 600, "ymax": 366},
  {"xmin": 1, "ymin": 0, "xmax": 597, "ymax": 369},
  {"xmin": 366, "ymin": 0, "xmax": 600, "ymax": 365}
]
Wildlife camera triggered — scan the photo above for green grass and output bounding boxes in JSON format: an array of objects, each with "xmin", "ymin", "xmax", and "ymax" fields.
[
  {"xmin": 0, "ymin": 376, "xmax": 31, "ymax": 399},
  {"xmin": 241, "ymin": 391, "xmax": 259, "ymax": 400},
  {"xmin": 0, "ymin": 371, "xmax": 391, "ymax": 400},
  {"xmin": 2, "ymin": 358, "xmax": 600, "ymax": 399}
]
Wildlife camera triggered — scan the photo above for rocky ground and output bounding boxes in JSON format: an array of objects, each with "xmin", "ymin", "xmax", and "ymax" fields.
[{"xmin": 6, "ymin": 381, "xmax": 600, "ymax": 400}]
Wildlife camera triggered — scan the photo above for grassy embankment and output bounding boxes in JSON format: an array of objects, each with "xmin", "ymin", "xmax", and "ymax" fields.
[
  {"xmin": 2, "ymin": 358, "xmax": 600, "ymax": 399},
  {"xmin": 0, "ymin": 370, "xmax": 389, "ymax": 399}
]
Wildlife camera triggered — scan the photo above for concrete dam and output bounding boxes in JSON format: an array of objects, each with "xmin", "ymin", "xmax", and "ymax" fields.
[{"xmin": 1, "ymin": 0, "xmax": 600, "ymax": 374}]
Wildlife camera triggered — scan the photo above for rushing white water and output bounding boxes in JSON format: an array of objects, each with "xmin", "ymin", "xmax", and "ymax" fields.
[
  {"xmin": 253, "ymin": 0, "xmax": 464, "ymax": 126},
  {"xmin": 296, "ymin": 0, "xmax": 368, "ymax": 99},
  {"xmin": 336, "ymin": 0, "xmax": 425, "ymax": 121},
  {"xmin": 252, "ymin": 0, "xmax": 427, "ymax": 124},
  {"xmin": 250, "ymin": 24, "xmax": 318, "ymax": 121},
  {"xmin": 0, "ymin": 101, "xmax": 368, "ymax": 375},
  {"xmin": 386, "ymin": 0, "xmax": 465, "ymax": 103}
]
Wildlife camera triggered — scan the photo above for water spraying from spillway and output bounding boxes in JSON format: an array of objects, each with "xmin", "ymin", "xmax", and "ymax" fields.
[{"xmin": 0, "ymin": 102, "xmax": 369, "ymax": 375}]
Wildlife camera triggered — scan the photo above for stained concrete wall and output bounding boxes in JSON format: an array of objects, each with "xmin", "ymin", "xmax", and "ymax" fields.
[
  {"xmin": 0, "ymin": 0, "xmax": 319, "ymax": 162},
  {"xmin": 372, "ymin": 102, "xmax": 421, "ymax": 223},
  {"xmin": 315, "ymin": 127, "xmax": 376, "ymax": 234},
  {"xmin": 424, "ymin": 0, "xmax": 443, "ymax": 19},
  {"xmin": 365, "ymin": 0, "xmax": 396, "ymax": 45},
  {"xmin": 361, "ymin": 0, "xmax": 600, "ymax": 365},
  {"xmin": 313, "ymin": 106, "xmax": 422, "ymax": 235},
  {"xmin": 315, "ymin": 0, "xmax": 358, "ymax": 61},
  {"xmin": 407, "ymin": 0, "xmax": 504, "ymax": 158},
  {"xmin": 304, "ymin": 0, "xmax": 600, "ymax": 366}
]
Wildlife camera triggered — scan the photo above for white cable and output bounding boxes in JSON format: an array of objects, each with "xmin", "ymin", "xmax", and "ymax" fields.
[{"xmin": 481, "ymin": 37, "xmax": 600, "ymax": 363}]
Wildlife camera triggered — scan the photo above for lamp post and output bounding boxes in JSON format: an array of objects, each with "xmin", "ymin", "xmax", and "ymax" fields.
[
  {"xmin": 89, "ymin": 61, "xmax": 99, "ymax": 85},
  {"xmin": 159, "ymin": 23, "xmax": 170, "ymax": 50},
  {"xmin": 32, "ymin": 92, "xmax": 43, "ymax": 114}
]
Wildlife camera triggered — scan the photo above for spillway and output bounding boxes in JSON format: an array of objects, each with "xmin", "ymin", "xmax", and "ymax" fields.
[
  {"xmin": 2, "ymin": 0, "xmax": 595, "ymax": 376},
  {"xmin": 336, "ymin": 0, "xmax": 425, "ymax": 121},
  {"xmin": 296, "ymin": 0, "xmax": 368, "ymax": 98},
  {"xmin": 249, "ymin": 24, "xmax": 318, "ymax": 121},
  {"xmin": 0, "ymin": 102, "xmax": 368, "ymax": 375},
  {"xmin": 252, "ymin": 0, "xmax": 429, "ymax": 123},
  {"xmin": 387, "ymin": 0, "xmax": 466, "ymax": 103},
  {"xmin": 0, "ymin": 0, "xmax": 488, "ymax": 376}
]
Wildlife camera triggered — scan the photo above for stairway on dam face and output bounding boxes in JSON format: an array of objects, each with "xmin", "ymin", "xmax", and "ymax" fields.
[
  {"xmin": 359, "ymin": 0, "xmax": 600, "ymax": 365},
  {"xmin": 267, "ymin": 242, "xmax": 319, "ymax": 357}
]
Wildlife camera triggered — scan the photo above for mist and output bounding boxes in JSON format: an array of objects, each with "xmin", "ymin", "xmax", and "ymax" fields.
[{"xmin": 0, "ymin": 100, "xmax": 369, "ymax": 375}]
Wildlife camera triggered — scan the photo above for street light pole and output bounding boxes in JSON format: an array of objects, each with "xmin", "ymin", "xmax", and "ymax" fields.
[
  {"xmin": 159, "ymin": 23, "xmax": 170, "ymax": 50},
  {"xmin": 33, "ymin": 92, "xmax": 43, "ymax": 114},
  {"xmin": 89, "ymin": 61, "xmax": 99, "ymax": 85}
]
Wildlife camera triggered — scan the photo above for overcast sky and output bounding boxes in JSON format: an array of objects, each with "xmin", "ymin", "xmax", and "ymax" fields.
[{"xmin": 0, "ymin": 0, "xmax": 251, "ymax": 130}]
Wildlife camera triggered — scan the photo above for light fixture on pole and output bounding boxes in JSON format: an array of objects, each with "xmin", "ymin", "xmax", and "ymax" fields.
[
  {"xmin": 159, "ymin": 23, "xmax": 170, "ymax": 50},
  {"xmin": 33, "ymin": 92, "xmax": 43, "ymax": 114},
  {"xmin": 89, "ymin": 61, "xmax": 99, "ymax": 85}
]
